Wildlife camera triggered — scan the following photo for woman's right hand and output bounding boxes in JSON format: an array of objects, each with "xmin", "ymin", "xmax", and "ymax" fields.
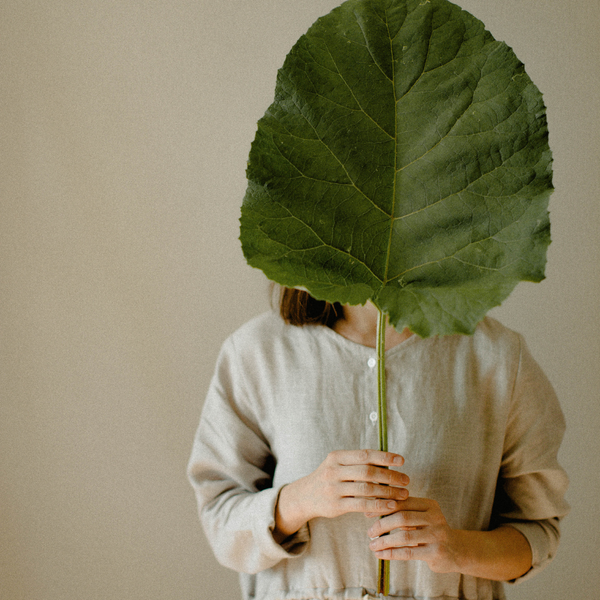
[{"xmin": 274, "ymin": 449, "xmax": 409, "ymax": 541}]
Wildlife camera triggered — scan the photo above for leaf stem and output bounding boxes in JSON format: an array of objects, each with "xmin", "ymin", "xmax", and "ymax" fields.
[
  {"xmin": 376, "ymin": 308, "xmax": 388, "ymax": 453},
  {"xmin": 376, "ymin": 308, "xmax": 390, "ymax": 597}
]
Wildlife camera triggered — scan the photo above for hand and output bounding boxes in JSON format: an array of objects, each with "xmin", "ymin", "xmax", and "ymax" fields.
[
  {"xmin": 367, "ymin": 497, "xmax": 458, "ymax": 574},
  {"xmin": 274, "ymin": 450, "xmax": 409, "ymax": 540},
  {"xmin": 302, "ymin": 449, "xmax": 410, "ymax": 519}
]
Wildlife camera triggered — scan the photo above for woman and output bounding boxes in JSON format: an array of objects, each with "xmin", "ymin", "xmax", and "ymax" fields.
[{"xmin": 188, "ymin": 288, "xmax": 569, "ymax": 600}]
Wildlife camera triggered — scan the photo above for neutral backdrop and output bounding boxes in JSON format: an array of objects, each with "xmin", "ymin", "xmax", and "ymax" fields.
[{"xmin": 1, "ymin": 1, "xmax": 598, "ymax": 599}]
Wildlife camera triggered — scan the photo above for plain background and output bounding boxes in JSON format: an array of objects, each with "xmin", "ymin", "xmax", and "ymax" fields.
[{"xmin": 1, "ymin": 0, "xmax": 598, "ymax": 598}]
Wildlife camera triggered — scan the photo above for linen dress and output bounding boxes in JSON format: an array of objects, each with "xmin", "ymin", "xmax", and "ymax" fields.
[{"xmin": 188, "ymin": 312, "xmax": 569, "ymax": 600}]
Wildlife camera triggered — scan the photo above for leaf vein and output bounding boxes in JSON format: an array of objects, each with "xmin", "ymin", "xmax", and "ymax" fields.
[
  {"xmin": 323, "ymin": 43, "xmax": 393, "ymax": 138},
  {"xmin": 259, "ymin": 205, "xmax": 384, "ymax": 283},
  {"xmin": 383, "ymin": 10, "xmax": 398, "ymax": 284},
  {"xmin": 270, "ymin": 129, "xmax": 389, "ymax": 217},
  {"xmin": 388, "ymin": 216, "xmax": 529, "ymax": 283},
  {"xmin": 352, "ymin": 10, "xmax": 394, "ymax": 83},
  {"xmin": 395, "ymin": 140, "xmax": 538, "ymax": 222}
]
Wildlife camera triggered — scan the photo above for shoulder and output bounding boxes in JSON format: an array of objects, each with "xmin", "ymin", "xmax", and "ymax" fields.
[
  {"xmin": 422, "ymin": 316, "xmax": 522, "ymax": 356},
  {"xmin": 228, "ymin": 311, "xmax": 286, "ymax": 344},
  {"xmin": 463, "ymin": 318, "xmax": 554, "ymax": 400},
  {"xmin": 420, "ymin": 316, "xmax": 524, "ymax": 379},
  {"xmin": 467, "ymin": 317, "xmax": 524, "ymax": 375},
  {"xmin": 227, "ymin": 310, "xmax": 300, "ymax": 348},
  {"xmin": 471, "ymin": 316, "xmax": 523, "ymax": 354},
  {"xmin": 222, "ymin": 311, "xmax": 320, "ymax": 363}
]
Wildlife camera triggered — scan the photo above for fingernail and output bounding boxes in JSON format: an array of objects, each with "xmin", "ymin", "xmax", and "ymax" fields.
[
  {"xmin": 386, "ymin": 501, "xmax": 396, "ymax": 509},
  {"xmin": 393, "ymin": 456, "xmax": 404, "ymax": 465}
]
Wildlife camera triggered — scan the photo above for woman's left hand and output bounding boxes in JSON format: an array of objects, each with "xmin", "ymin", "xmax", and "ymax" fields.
[{"xmin": 367, "ymin": 497, "xmax": 458, "ymax": 574}]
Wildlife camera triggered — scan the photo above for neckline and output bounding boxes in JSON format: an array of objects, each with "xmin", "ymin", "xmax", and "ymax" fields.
[{"xmin": 309, "ymin": 321, "xmax": 419, "ymax": 356}]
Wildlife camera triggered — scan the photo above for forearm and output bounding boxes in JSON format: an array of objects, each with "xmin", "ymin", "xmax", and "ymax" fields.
[
  {"xmin": 369, "ymin": 498, "xmax": 533, "ymax": 581},
  {"xmin": 450, "ymin": 525, "xmax": 532, "ymax": 581}
]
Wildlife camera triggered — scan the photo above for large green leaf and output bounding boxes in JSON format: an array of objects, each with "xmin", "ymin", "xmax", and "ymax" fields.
[{"xmin": 240, "ymin": 0, "xmax": 552, "ymax": 337}]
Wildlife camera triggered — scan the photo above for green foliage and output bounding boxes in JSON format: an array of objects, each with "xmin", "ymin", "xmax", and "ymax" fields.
[{"xmin": 240, "ymin": 0, "xmax": 552, "ymax": 337}]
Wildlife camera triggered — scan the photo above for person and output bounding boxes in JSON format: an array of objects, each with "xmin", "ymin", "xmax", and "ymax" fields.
[{"xmin": 188, "ymin": 287, "xmax": 569, "ymax": 600}]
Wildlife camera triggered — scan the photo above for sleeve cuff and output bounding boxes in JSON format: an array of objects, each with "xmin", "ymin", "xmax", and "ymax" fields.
[
  {"xmin": 252, "ymin": 485, "xmax": 310, "ymax": 564},
  {"xmin": 504, "ymin": 520, "xmax": 560, "ymax": 584}
]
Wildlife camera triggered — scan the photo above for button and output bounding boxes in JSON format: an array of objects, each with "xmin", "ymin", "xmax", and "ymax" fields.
[
  {"xmin": 367, "ymin": 357, "xmax": 377, "ymax": 368},
  {"xmin": 369, "ymin": 411, "xmax": 378, "ymax": 423}
]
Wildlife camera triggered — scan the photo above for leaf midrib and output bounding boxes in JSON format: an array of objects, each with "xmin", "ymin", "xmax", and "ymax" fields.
[{"xmin": 382, "ymin": 9, "xmax": 400, "ymax": 285}]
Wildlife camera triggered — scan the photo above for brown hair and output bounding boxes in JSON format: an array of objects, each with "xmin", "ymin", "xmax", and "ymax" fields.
[{"xmin": 276, "ymin": 286, "xmax": 342, "ymax": 328}]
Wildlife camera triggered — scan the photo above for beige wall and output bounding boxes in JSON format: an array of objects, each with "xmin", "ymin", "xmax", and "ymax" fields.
[{"xmin": 1, "ymin": 1, "xmax": 598, "ymax": 598}]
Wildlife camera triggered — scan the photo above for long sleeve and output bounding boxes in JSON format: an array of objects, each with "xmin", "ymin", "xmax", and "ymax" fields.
[
  {"xmin": 187, "ymin": 337, "xmax": 309, "ymax": 575},
  {"xmin": 493, "ymin": 335, "xmax": 570, "ymax": 583}
]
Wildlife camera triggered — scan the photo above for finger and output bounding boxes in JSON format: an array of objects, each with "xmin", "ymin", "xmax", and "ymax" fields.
[
  {"xmin": 339, "ymin": 464, "xmax": 410, "ymax": 488},
  {"xmin": 365, "ymin": 508, "xmax": 410, "ymax": 519},
  {"xmin": 372, "ymin": 545, "xmax": 429, "ymax": 562},
  {"xmin": 334, "ymin": 449, "xmax": 405, "ymax": 468},
  {"xmin": 340, "ymin": 481, "xmax": 409, "ymax": 501},
  {"xmin": 368, "ymin": 508, "xmax": 430, "ymax": 537},
  {"xmin": 391, "ymin": 496, "xmax": 433, "ymax": 511},
  {"xmin": 339, "ymin": 497, "xmax": 401, "ymax": 516},
  {"xmin": 369, "ymin": 527, "xmax": 431, "ymax": 551}
]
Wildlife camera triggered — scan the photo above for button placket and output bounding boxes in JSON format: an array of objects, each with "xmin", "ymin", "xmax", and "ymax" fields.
[{"xmin": 367, "ymin": 356, "xmax": 378, "ymax": 426}]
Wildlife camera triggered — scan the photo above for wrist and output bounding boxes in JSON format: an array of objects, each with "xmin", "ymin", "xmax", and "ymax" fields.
[
  {"xmin": 274, "ymin": 479, "xmax": 312, "ymax": 542},
  {"xmin": 445, "ymin": 529, "xmax": 470, "ymax": 574}
]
